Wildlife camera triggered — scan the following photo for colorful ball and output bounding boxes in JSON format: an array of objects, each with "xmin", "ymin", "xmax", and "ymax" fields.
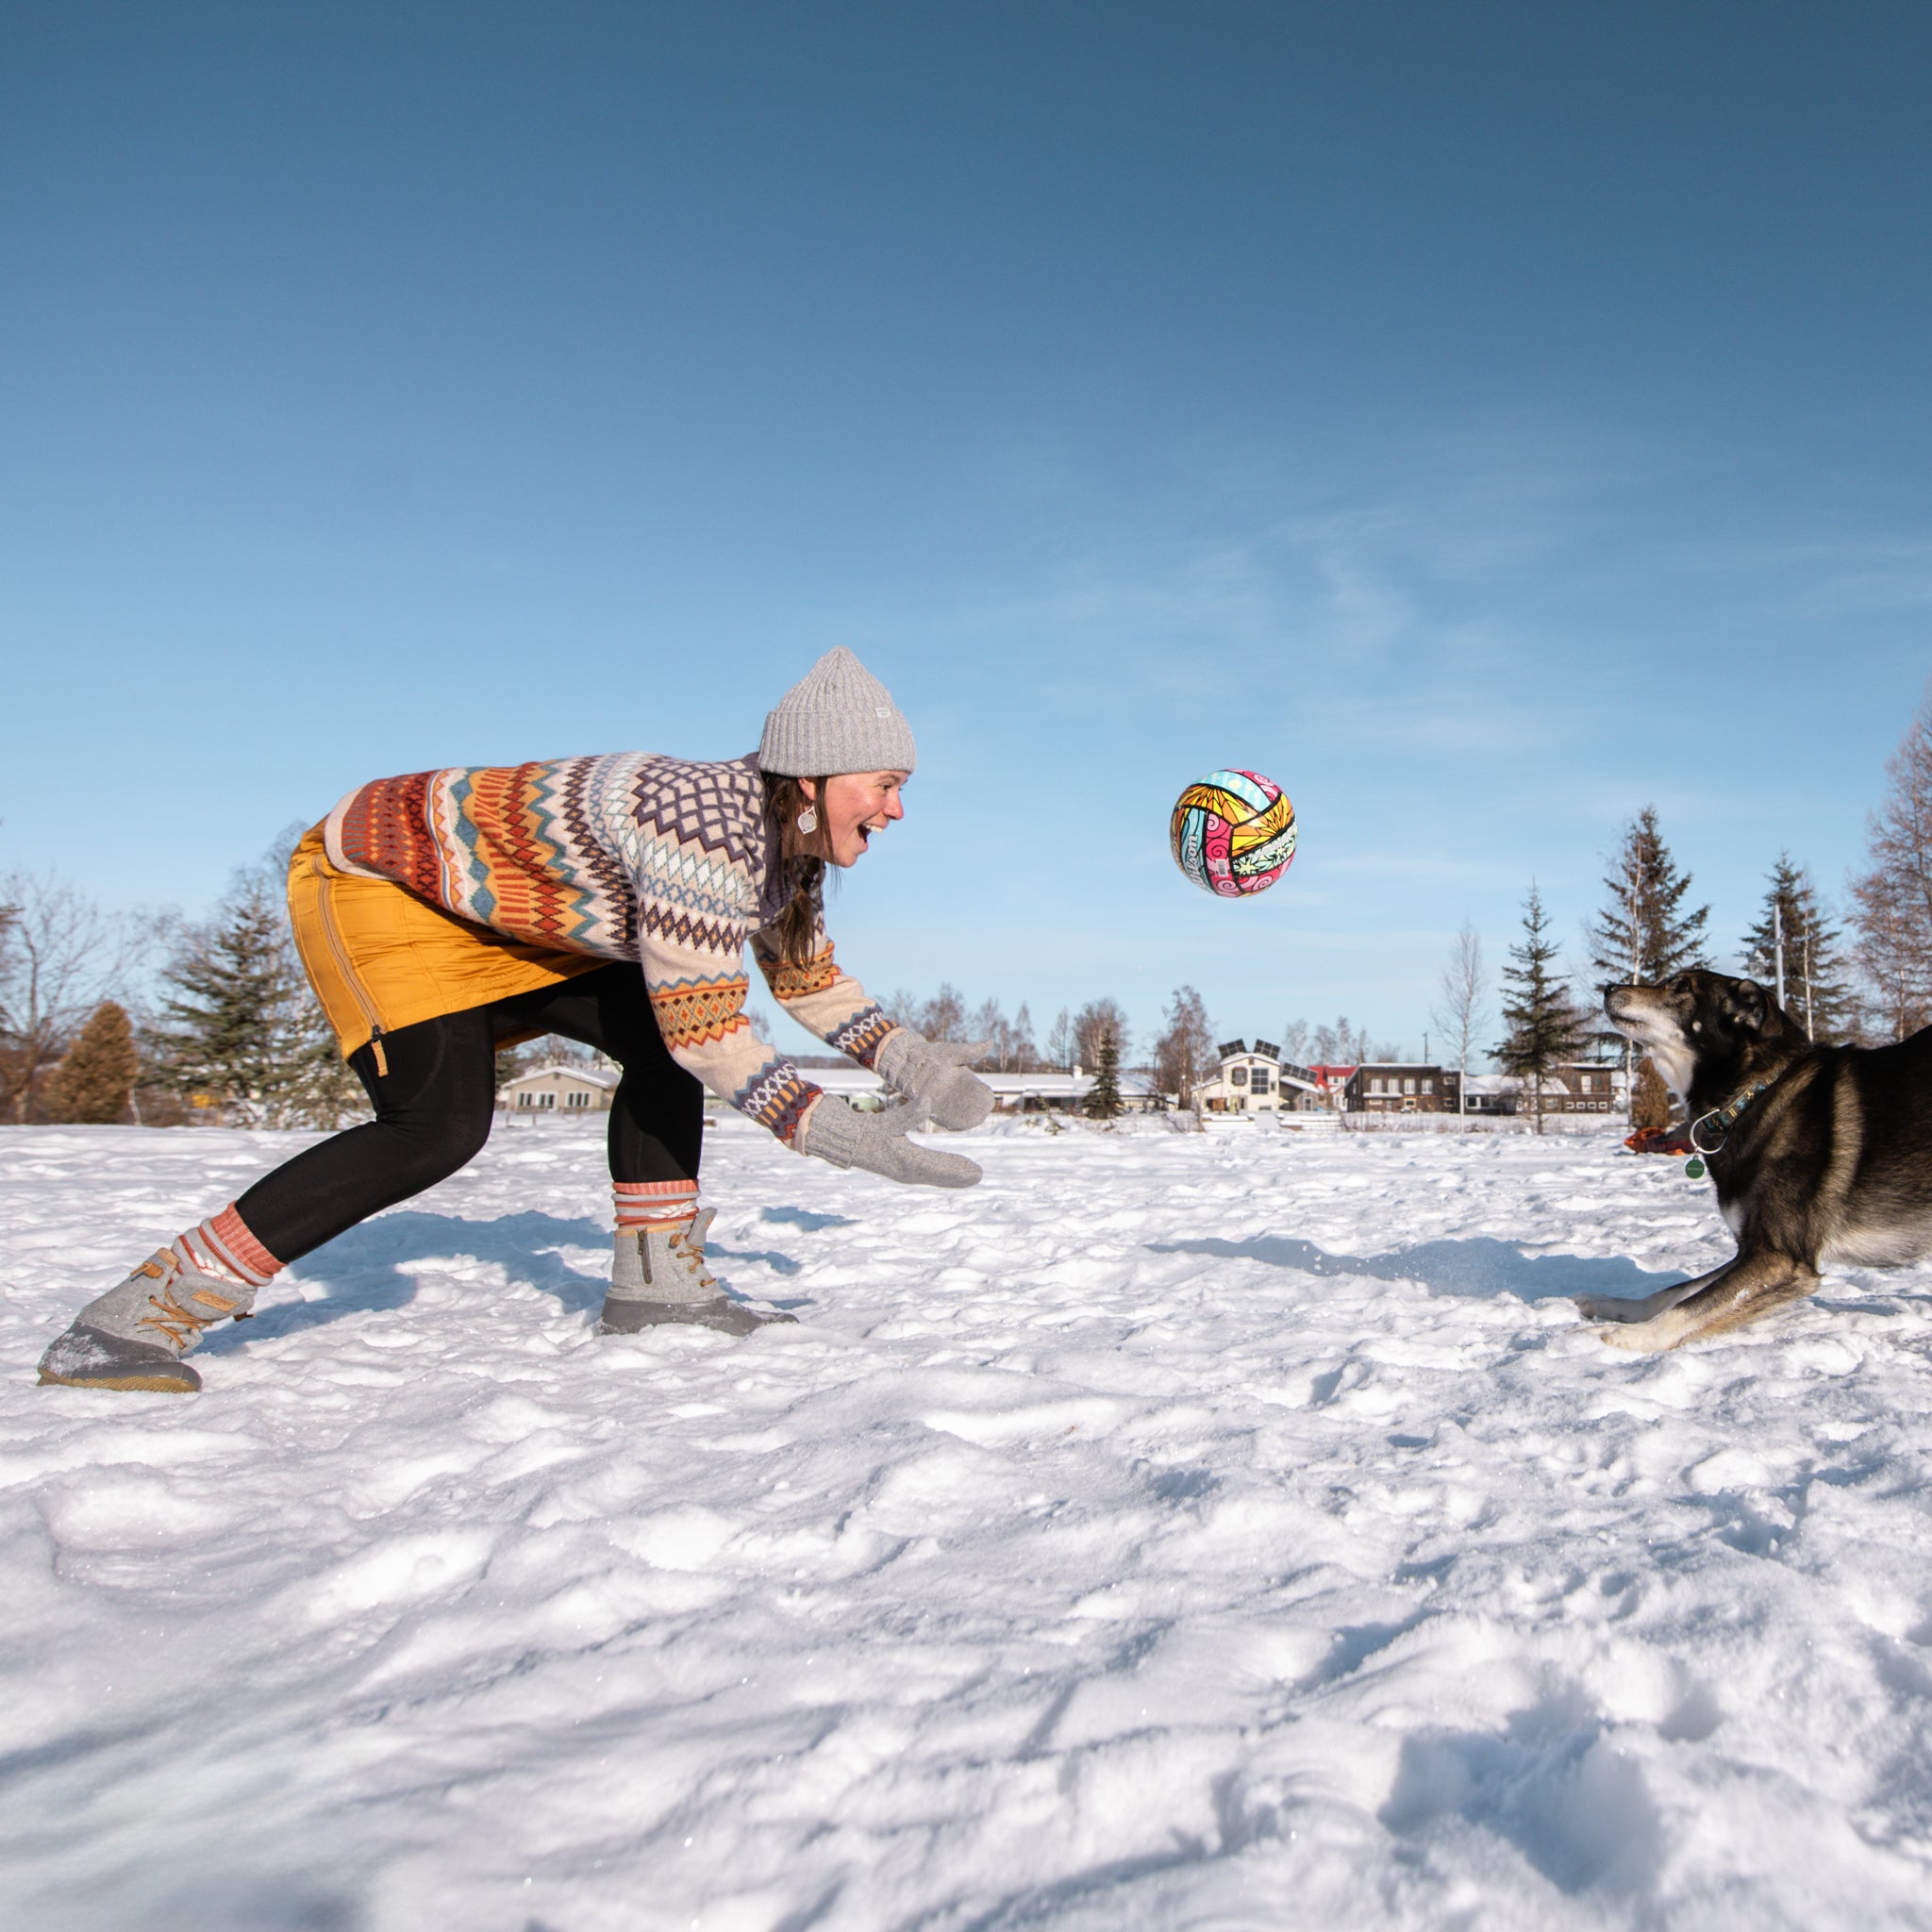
[{"xmin": 1170, "ymin": 769, "xmax": 1297, "ymax": 897}]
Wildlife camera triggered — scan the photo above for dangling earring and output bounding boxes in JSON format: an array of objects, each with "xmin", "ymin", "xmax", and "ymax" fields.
[{"xmin": 796, "ymin": 805, "xmax": 819, "ymax": 835}]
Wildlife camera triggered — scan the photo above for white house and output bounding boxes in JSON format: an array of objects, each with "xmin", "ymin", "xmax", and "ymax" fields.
[
  {"xmin": 1196, "ymin": 1039, "xmax": 1324, "ymax": 1114},
  {"xmin": 498, "ymin": 1063, "xmax": 620, "ymax": 1114},
  {"xmin": 806, "ymin": 1064, "xmax": 1163, "ymax": 1114},
  {"xmin": 981, "ymin": 1070, "xmax": 1163, "ymax": 1114}
]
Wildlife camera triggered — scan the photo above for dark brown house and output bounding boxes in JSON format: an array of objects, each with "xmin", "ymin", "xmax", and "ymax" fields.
[{"xmin": 1343, "ymin": 1064, "xmax": 1462, "ymax": 1114}]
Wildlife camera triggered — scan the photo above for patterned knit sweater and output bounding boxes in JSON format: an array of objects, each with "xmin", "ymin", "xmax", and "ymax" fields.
[{"xmin": 323, "ymin": 753, "xmax": 896, "ymax": 1142}]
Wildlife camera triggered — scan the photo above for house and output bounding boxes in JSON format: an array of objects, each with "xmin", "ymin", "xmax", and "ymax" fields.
[
  {"xmin": 986, "ymin": 1070, "xmax": 1165, "ymax": 1115},
  {"xmin": 1459, "ymin": 1066, "xmax": 1624, "ymax": 1117},
  {"xmin": 498, "ymin": 1063, "xmax": 620, "ymax": 1114},
  {"xmin": 1461, "ymin": 1074, "xmax": 1519, "ymax": 1116},
  {"xmin": 1343, "ymin": 1063, "xmax": 1462, "ymax": 1114},
  {"xmin": 1305, "ymin": 1063, "xmax": 1358, "ymax": 1108},
  {"xmin": 1197, "ymin": 1040, "xmax": 1324, "ymax": 1113},
  {"xmin": 808, "ymin": 1063, "xmax": 1166, "ymax": 1115},
  {"xmin": 1536, "ymin": 1063, "xmax": 1621, "ymax": 1115}
]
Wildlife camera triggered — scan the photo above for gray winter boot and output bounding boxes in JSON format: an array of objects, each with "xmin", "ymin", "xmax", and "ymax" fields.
[
  {"xmin": 599, "ymin": 1208, "xmax": 795, "ymax": 1338},
  {"xmin": 38, "ymin": 1249, "xmax": 258, "ymax": 1393}
]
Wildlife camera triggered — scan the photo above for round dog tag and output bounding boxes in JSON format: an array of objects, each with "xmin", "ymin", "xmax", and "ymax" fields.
[{"xmin": 1684, "ymin": 1156, "xmax": 1706, "ymax": 1180}]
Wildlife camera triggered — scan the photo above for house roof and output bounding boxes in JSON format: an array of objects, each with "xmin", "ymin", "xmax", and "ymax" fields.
[
  {"xmin": 808, "ymin": 1066, "xmax": 1158, "ymax": 1100},
  {"xmin": 500, "ymin": 1063, "xmax": 620, "ymax": 1091}
]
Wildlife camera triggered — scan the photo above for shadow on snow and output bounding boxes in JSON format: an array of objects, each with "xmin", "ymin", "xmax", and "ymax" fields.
[
  {"xmin": 196, "ymin": 1208, "xmax": 829, "ymax": 1351},
  {"xmin": 1146, "ymin": 1234, "xmax": 1681, "ymax": 1306},
  {"xmin": 197, "ymin": 1210, "xmax": 612, "ymax": 1351}
]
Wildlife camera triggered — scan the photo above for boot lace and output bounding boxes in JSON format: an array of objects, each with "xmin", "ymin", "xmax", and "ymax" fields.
[
  {"xmin": 133, "ymin": 1261, "xmax": 230, "ymax": 1353},
  {"xmin": 137, "ymin": 1289, "xmax": 226, "ymax": 1353},
  {"xmin": 667, "ymin": 1229, "xmax": 718, "ymax": 1291}
]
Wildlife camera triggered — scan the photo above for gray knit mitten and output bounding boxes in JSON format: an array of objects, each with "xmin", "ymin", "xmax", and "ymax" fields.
[
  {"xmin": 874, "ymin": 1031, "xmax": 995, "ymax": 1130},
  {"xmin": 798, "ymin": 1096, "xmax": 983, "ymax": 1188},
  {"xmin": 38, "ymin": 1249, "xmax": 258, "ymax": 1394}
]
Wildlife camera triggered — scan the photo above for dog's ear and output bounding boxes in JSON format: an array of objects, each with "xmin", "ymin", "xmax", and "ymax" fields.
[{"xmin": 1728, "ymin": 979, "xmax": 1769, "ymax": 1034}]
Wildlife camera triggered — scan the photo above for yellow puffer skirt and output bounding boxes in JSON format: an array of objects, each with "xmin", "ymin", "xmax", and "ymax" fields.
[{"xmin": 287, "ymin": 824, "xmax": 606, "ymax": 1067}]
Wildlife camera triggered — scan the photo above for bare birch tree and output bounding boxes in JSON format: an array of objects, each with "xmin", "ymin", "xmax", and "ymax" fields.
[
  {"xmin": 1010, "ymin": 1002, "xmax": 1038, "ymax": 1072},
  {"xmin": 1044, "ymin": 1008, "xmax": 1074, "ymax": 1073},
  {"xmin": 1074, "ymin": 998, "xmax": 1130, "ymax": 1073},
  {"xmin": 1848, "ymin": 686, "xmax": 1932, "ymax": 1041},
  {"xmin": 1428, "ymin": 922, "xmax": 1488, "ymax": 1116},
  {"xmin": 0, "ymin": 870, "xmax": 145, "ymax": 1123},
  {"xmin": 918, "ymin": 984, "xmax": 967, "ymax": 1042},
  {"xmin": 1153, "ymin": 985, "xmax": 1213, "ymax": 1108}
]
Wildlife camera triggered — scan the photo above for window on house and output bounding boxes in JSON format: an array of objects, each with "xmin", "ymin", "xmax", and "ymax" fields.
[
  {"xmin": 1403, "ymin": 1078, "xmax": 1416, "ymax": 1095},
  {"xmin": 515, "ymin": 1092, "xmax": 531, "ymax": 1108},
  {"xmin": 1251, "ymin": 1070, "xmax": 1271, "ymax": 1092},
  {"xmin": 1422, "ymin": 1078, "xmax": 1434, "ymax": 1093},
  {"xmin": 1231, "ymin": 1067, "xmax": 1248, "ymax": 1085},
  {"xmin": 566, "ymin": 1091, "xmax": 589, "ymax": 1108}
]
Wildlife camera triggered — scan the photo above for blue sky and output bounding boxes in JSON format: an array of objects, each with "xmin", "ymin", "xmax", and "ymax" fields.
[{"xmin": 5, "ymin": 3, "xmax": 1929, "ymax": 1063}]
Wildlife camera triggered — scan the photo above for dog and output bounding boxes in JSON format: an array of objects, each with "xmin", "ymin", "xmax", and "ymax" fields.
[{"xmin": 1584, "ymin": 970, "xmax": 1932, "ymax": 1350}]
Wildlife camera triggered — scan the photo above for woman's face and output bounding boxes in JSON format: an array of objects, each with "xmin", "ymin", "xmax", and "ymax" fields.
[{"xmin": 804, "ymin": 771, "xmax": 908, "ymax": 867}]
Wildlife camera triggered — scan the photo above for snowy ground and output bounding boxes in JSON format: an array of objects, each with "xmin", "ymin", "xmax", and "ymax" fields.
[{"xmin": 7, "ymin": 1114, "xmax": 1932, "ymax": 1931}]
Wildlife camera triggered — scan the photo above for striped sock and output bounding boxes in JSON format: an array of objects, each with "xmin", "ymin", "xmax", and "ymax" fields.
[
  {"xmin": 170, "ymin": 1204, "xmax": 283, "ymax": 1291},
  {"xmin": 613, "ymin": 1179, "xmax": 699, "ymax": 1235}
]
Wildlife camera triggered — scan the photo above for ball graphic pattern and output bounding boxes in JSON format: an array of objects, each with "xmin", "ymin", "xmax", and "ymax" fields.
[{"xmin": 1170, "ymin": 769, "xmax": 1297, "ymax": 897}]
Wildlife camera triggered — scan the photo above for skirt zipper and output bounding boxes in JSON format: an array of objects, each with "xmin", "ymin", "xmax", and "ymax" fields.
[{"xmin": 311, "ymin": 858, "xmax": 390, "ymax": 1076}]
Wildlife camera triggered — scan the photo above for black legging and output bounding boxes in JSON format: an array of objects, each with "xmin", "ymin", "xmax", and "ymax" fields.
[{"xmin": 234, "ymin": 964, "xmax": 703, "ymax": 1264}]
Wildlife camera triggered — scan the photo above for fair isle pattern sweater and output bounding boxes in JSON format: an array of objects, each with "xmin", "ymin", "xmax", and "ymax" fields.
[{"xmin": 322, "ymin": 753, "xmax": 896, "ymax": 1141}]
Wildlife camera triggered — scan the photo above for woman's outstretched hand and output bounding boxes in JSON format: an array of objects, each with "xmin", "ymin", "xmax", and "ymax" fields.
[
  {"xmin": 874, "ymin": 1032, "xmax": 995, "ymax": 1130},
  {"xmin": 797, "ymin": 1097, "xmax": 983, "ymax": 1188}
]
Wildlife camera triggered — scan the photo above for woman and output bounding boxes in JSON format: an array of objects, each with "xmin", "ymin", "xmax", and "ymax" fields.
[{"xmin": 39, "ymin": 648, "xmax": 991, "ymax": 1393}]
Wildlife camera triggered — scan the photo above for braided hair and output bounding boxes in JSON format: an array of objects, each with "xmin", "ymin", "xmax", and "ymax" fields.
[{"xmin": 760, "ymin": 772, "xmax": 833, "ymax": 965}]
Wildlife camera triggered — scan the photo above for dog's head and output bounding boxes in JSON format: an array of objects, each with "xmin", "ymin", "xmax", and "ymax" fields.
[{"xmin": 1603, "ymin": 970, "xmax": 1789, "ymax": 1105}]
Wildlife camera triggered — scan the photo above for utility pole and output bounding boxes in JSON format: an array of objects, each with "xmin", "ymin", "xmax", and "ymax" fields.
[
  {"xmin": 1774, "ymin": 900, "xmax": 1787, "ymax": 1012},
  {"xmin": 1804, "ymin": 930, "xmax": 1814, "ymax": 1040}
]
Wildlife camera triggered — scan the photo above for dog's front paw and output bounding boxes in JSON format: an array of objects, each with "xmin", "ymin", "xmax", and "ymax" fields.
[
  {"xmin": 1574, "ymin": 1293, "xmax": 1641, "ymax": 1324},
  {"xmin": 1593, "ymin": 1319, "xmax": 1682, "ymax": 1354}
]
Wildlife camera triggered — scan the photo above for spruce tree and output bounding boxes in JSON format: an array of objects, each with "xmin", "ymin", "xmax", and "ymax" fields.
[
  {"xmin": 1496, "ymin": 884, "xmax": 1589, "ymax": 1134},
  {"xmin": 160, "ymin": 857, "xmax": 359, "ymax": 1128},
  {"xmin": 1740, "ymin": 854, "xmax": 1852, "ymax": 1041},
  {"xmin": 42, "ymin": 1001, "xmax": 139, "ymax": 1124},
  {"xmin": 1589, "ymin": 807, "xmax": 1709, "ymax": 986},
  {"xmin": 1588, "ymin": 806, "xmax": 1708, "ymax": 1105},
  {"xmin": 1083, "ymin": 1030, "xmax": 1124, "ymax": 1121}
]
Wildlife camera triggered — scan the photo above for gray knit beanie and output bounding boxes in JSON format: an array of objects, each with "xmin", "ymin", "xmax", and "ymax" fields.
[{"xmin": 758, "ymin": 647, "xmax": 917, "ymax": 776}]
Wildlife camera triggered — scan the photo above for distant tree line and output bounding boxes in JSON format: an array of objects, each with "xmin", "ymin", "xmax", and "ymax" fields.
[
  {"xmin": 0, "ymin": 832, "xmax": 360, "ymax": 1129},
  {"xmin": 875, "ymin": 984, "xmax": 1141, "ymax": 1079}
]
